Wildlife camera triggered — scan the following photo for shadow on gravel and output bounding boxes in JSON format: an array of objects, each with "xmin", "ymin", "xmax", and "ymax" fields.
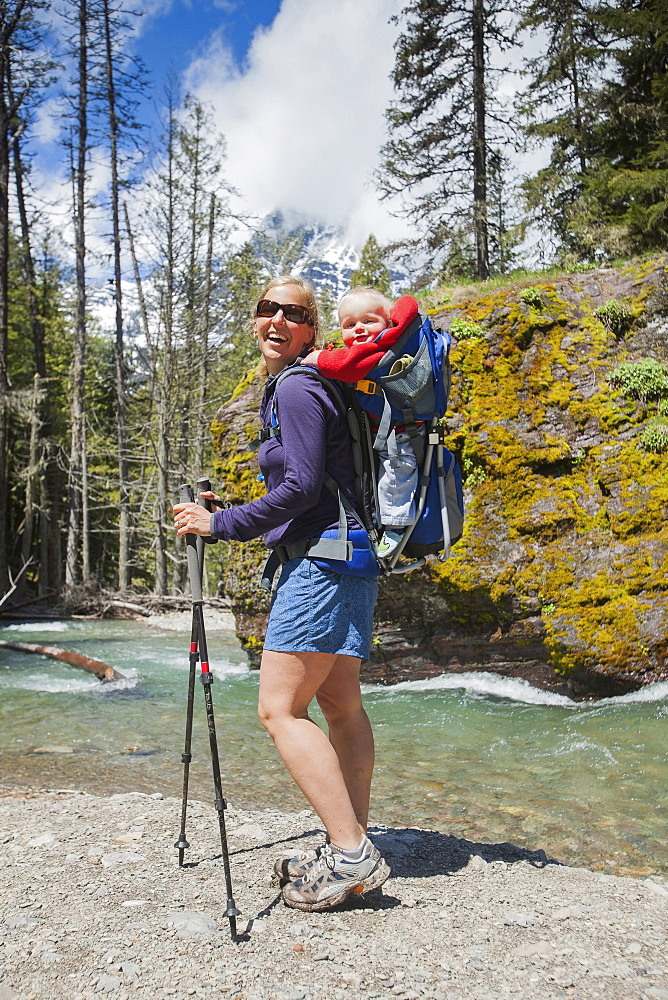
[
  {"xmin": 229, "ymin": 827, "xmax": 323, "ymax": 859},
  {"xmin": 197, "ymin": 825, "xmax": 561, "ymax": 917},
  {"xmin": 368, "ymin": 825, "xmax": 561, "ymax": 880}
]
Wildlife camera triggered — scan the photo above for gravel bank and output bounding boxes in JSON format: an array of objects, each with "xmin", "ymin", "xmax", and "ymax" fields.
[{"xmin": 1, "ymin": 788, "xmax": 667, "ymax": 1000}]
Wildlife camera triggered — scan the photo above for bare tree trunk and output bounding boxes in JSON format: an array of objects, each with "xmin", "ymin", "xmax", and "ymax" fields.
[
  {"xmin": 102, "ymin": 0, "xmax": 130, "ymax": 592},
  {"xmin": 10, "ymin": 88, "xmax": 61, "ymax": 597},
  {"xmin": 81, "ymin": 418, "xmax": 90, "ymax": 585},
  {"xmin": 472, "ymin": 0, "xmax": 489, "ymax": 281},
  {"xmin": 194, "ymin": 192, "xmax": 216, "ymax": 476},
  {"xmin": 163, "ymin": 99, "xmax": 181, "ymax": 594},
  {"xmin": 568, "ymin": 23, "xmax": 587, "ymax": 175},
  {"xmin": 0, "ymin": 7, "xmax": 23, "ymax": 590},
  {"xmin": 66, "ymin": 0, "xmax": 88, "ymax": 589},
  {"xmin": 18, "ymin": 373, "xmax": 41, "ymax": 597},
  {"xmin": 124, "ymin": 201, "xmax": 169, "ymax": 594}
]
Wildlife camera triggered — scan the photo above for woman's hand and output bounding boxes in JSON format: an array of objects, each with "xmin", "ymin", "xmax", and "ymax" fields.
[
  {"xmin": 198, "ymin": 490, "xmax": 223, "ymax": 506},
  {"xmin": 173, "ymin": 501, "xmax": 213, "ymax": 538}
]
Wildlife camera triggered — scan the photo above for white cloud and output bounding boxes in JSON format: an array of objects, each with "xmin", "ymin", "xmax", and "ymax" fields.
[{"xmin": 184, "ymin": 0, "xmax": 409, "ymax": 247}]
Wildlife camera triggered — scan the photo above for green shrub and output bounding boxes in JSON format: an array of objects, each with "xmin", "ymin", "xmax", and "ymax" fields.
[
  {"xmin": 607, "ymin": 360, "xmax": 668, "ymax": 402},
  {"xmin": 639, "ymin": 421, "xmax": 668, "ymax": 454},
  {"xmin": 450, "ymin": 317, "xmax": 485, "ymax": 340},
  {"xmin": 595, "ymin": 299, "xmax": 634, "ymax": 335},
  {"xmin": 570, "ymin": 261, "xmax": 597, "ymax": 272},
  {"xmin": 519, "ymin": 287, "xmax": 543, "ymax": 309}
]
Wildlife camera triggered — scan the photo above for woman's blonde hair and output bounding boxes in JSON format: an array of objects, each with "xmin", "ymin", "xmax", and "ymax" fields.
[{"xmin": 252, "ymin": 274, "xmax": 320, "ymax": 350}]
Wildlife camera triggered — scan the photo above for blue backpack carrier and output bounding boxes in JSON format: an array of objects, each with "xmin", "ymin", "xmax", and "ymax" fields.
[
  {"xmin": 258, "ymin": 309, "xmax": 464, "ymax": 582},
  {"xmin": 347, "ymin": 307, "xmax": 464, "ymax": 571}
]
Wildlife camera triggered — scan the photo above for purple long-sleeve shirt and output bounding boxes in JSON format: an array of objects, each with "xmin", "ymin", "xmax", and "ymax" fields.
[{"xmin": 210, "ymin": 367, "xmax": 359, "ymax": 549}]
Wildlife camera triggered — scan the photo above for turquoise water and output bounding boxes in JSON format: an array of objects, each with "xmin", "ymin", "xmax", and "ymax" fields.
[{"xmin": 1, "ymin": 619, "xmax": 666, "ymax": 878}]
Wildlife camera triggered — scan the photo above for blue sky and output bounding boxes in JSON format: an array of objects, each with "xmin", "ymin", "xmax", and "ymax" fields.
[
  {"xmin": 134, "ymin": 1, "xmax": 283, "ymax": 87},
  {"xmin": 32, "ymin": 0, "xmax": 407, "ymax": 253}
]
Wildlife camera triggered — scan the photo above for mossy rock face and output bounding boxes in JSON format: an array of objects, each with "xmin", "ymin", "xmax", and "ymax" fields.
[{"xmin": 213, "ymin": 258, "xmax": 668, "ymax": 695}]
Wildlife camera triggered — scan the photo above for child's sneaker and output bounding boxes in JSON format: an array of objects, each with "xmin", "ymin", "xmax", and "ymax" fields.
[
  {"xmin": 274, "ymin": 840, "xmax": 329, "ymax": 882},
  {"xmin": 377, "ymin": 529, "xmax": 404, "ymax": 558},
  {"xmin": 281, "ymin": 837, "xmax": 390, "ymax": 911}
]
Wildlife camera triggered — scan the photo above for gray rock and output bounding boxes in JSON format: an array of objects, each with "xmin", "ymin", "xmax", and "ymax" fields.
[
  {"xmin": 100, "ymin": 851, "xmax": 144, "ymax": 868},
  {"xmin": 166, "ymin": 911, "xmax": 218, "ymax": 938},
  {"xmin": 27, "ymin": 830, "xmax": 59, "ymax": 847},
  {"xmin": 645, "ymin": 880, "xmax": 668, "ymax": 898},
  {"xmin": 229, "ymin": 822, "xmax": 268, "ymax": 842},
  {"xmin": 41, "ymin": 950, "xmax": 65, "ymax": 965},
  {"xmin": 120, "ymin": 961, "xmax": 140, "ymax": 980},
  {"xmin": 6, "ymin": 913, "xmax": 39, "ymax": 928},
  {"xmin": 503, "ymin": 911, "xmax": 537, "ymax": 927},
  {"xmin": 511, "ymin": 941, "xmax": 556, "ymax": 957},
  {"xmin": 96, "ymin": 974, "xmax": 123, "ymax": 992},
  {"xmin": 0, "ymin": 988, "xmax": 16, "ymax": 1000}
]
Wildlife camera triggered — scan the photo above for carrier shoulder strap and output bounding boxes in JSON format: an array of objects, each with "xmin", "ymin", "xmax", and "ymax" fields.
[{"xmin": 259, "ymin": 366, "xmax": 369, "ymax": 575}]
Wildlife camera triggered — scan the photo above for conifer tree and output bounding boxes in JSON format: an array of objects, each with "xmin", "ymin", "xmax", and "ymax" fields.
[
  {"xmin": 573, "ymin": 0, "xmax": 668, "ymax": 256},
  {"xmin": 0, "ymin": 0, "xmax": 51, "ymax": 590},
  {"xmin": 377, "ymin": 0, "xmax": 517, "ymax": 280},
  {"xmin": 350, "ymin": 235, "xmax": 391, "ymax": 294},
  {"xmin": 100, "ymin": 0, "xmax": 146, "ymax": 592},
  {"xmin": 516, "ymin": 0, "xmax": 611, "ymax": 260}
]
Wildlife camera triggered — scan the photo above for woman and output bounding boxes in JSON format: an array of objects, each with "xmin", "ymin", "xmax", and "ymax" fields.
[{"xmin": 173, "ymin": 276, "xmax": 389, "ymax": 912}]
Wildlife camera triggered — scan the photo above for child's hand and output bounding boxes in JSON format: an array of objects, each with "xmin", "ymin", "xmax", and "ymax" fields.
[{"xmin": 300, "ymin": 350, "xmax": 323, "ymax": 367}]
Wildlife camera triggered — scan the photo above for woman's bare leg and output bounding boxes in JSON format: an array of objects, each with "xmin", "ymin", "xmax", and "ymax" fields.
[
  {"xmin": 315, "ymin": 658, "xmax": 374, "ymax": 832},
  {"xmin": 258, "ymin": 649, "xmax": 370, "ymax": 850}
]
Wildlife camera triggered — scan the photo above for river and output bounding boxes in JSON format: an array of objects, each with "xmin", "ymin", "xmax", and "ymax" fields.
[{"xmin": 1, "ymin": 618, "xmax": 666, "ymax": 879}]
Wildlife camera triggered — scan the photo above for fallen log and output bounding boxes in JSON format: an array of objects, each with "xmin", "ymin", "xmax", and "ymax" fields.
[
  {"xmin": 0, "ymin": 640, "xmax": 124, "ymax": 682},
  {"xmin": 103, "ymin": 600, "xmax": 151, "ymax": 617}
]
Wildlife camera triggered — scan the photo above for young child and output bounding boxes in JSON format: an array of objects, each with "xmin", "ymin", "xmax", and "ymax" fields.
[{"xmin": 302, "ymin": 287, "xmax": 421, "ymax": 558}]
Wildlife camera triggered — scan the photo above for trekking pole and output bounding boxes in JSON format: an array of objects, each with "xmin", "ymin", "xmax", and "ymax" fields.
[
  {"xmin": 175, "ymin": 482, "xmax": 240, "ymax": 941},
  {"xmin": 174, "ymin": 479, "xmax": 216, "ymax": 867}
]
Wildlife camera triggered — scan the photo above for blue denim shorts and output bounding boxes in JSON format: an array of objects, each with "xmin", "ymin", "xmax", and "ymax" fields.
[{"xmin": 263, "ymin": 558, "xmax": 378, "ymax": 659}]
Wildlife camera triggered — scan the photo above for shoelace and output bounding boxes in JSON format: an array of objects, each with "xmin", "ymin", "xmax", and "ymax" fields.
[{"xmin": 301, "ymin": 843, "xmax": 335, "ymax": 884}]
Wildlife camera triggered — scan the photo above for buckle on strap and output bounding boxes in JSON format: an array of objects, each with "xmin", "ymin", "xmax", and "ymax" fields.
[{"xmin": 355, "ymin": 379, "xmax": 382, "ymax": 396}]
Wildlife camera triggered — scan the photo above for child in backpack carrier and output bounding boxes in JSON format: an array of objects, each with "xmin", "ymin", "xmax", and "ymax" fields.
[{"xmin": 302, "ymin": 287, "xmax": 423, "ymax": 558}]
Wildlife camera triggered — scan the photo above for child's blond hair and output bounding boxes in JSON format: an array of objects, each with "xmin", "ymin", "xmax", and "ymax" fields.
[{"xmin": 337, "ymin": 285, "xmax": 394, "ymax": 319}]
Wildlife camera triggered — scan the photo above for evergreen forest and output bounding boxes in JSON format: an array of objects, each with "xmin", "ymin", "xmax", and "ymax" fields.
[{"xmin": 0, "ymin": 0, "xmax": 666, "ymax": 604}]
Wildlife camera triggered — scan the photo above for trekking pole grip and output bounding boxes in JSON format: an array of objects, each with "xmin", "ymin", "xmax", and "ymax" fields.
[
  {"xmin": 178, "ymin": 483, "xmax": 203, "ymax": 604},
  {"xmin": 197, "ymin": 476, "xmax": 218, "ymax": 546}
]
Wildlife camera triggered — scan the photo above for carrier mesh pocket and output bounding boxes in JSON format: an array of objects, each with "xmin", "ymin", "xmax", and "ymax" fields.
[{"xmin": 379, "ymin": 337, "xmax": 435, "ymax": 413}]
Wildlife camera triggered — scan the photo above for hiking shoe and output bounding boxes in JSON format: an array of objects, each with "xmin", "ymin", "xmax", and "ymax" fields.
[
  {"xmin": 273, "ymin": 840, "xmax": 329, "ymax": 882},
  {"xmin": 378, "ymin": 529, "xmax": 404, "ymax": 558},
  {"xmin": 281, "ymin": 837, "xmax": 390, "ymax": 911}
]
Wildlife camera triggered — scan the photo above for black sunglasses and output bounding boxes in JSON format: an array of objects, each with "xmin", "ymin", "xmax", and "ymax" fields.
[{"xmin": 256, "ymin": 299, "xmax": 312, "ymax": 325}]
